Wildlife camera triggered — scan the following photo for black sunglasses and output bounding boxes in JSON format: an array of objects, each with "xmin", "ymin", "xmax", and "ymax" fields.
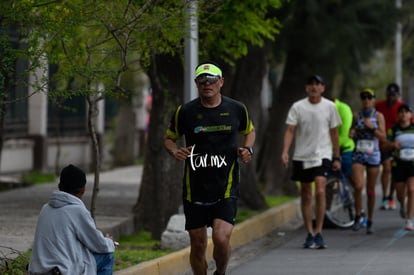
[
  {"xmin": 196, "ymin": 75, "xmax": 220, "ymax": 84},
  {"xmin": 360, "ymin": 94, "xmax": 374, "ymax": 100}
]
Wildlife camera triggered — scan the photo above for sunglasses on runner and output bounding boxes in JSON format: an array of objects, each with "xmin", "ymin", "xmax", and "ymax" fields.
[
  {"xmin": 360, "ymin": 94, "xmax": 374, "ymax": 100},
  {"xmin": 196, "ymin": 75, "xmax": 220, "ymax": 84}
]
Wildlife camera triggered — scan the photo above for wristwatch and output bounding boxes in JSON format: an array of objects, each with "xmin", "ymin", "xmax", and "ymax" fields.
[
  {"xmin": 332, "ymin": 156, "xmax": 341, "ymax": 162},
  {"xmin": 243, "ymin": 146, "xmax": 253, "ymax": 156}
]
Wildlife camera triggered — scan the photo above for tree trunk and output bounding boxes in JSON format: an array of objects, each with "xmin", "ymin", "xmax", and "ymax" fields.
[
  {"xmin": 112, "ymin": 102, "xmax": 136, "ymax": 166},
  {"xmin": 87, "ymin": 95, "xmax": 102, "ymax": 220},
  {"xmin": 226, "ymin": 45, "xmax": 268, "ymax": 210},
  {"xmin": 0, "ymin": 76, "xmax": 11, "ymax": 170},
  {"xmin": 0, "ymin": 91, "xmax": 8, "ymax": 170},
  {"xmin": 133, "ymin": 53, "xmax": 183, "ymax": 239}
]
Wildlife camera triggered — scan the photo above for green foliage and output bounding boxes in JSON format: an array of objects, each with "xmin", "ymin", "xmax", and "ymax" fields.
[
  {"xmin": 282, "ymin": 0, "xmax": 398, "ymax": 85},
  {"xmin": 0, "ymin": 250, "xmax": 30, "ymax": 275},
  {"xmin": 0, "ymin": 1, "xmax": 44, "ymax": 95},
  {"xmin": 22, "ymin": 0, "xmax": 189, "ymax": 100},
  {"xmin": 198, "ymin": 0, "xmax": 283, "ymax": 63},
  {"xmin": 1, "ymin": 0, "xmax": 286, "ymax": 97}
]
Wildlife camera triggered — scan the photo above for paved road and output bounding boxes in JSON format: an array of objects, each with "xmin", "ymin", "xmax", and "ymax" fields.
[{"xmin": 229, "ymin": 191, "xmax": 414, "ymax": 275}]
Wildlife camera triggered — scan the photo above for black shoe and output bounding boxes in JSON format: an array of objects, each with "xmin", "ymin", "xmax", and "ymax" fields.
[
  {"xmin": 314, "ymin": 232, "xmax": 327, "ymax": 249},
  {"xmin": 366, "ymin": 221, "xmax": 374, "ymax": 234},
  {"xmin": 303, "ymin": 233, "xmax": 316, "ymax": 249},
  {"xmin": 400, "ymin": 207, "xmax": 406, "ymax": 219},
  {"xmin": 352, "ymin": 216, "xmax": 361, "ymax": 231}
]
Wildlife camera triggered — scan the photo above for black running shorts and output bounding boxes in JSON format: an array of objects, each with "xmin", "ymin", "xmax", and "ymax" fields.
[
  {"xmin": 291, "ymin": 158, "xmax": 331, "ymax": 183},
  {"xmin": 392, "ymin": 160, "xmax": 414, "ymax": 183},
  {"xmin": 183, "ymin": 198, "xmax": 238, "ymax": 230}
]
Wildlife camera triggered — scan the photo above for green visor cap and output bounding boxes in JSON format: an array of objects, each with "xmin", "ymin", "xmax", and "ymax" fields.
[
  {"xmin": 195, "ymin": 63, "xmax": 222, "ymax": 78},
  {"xmin": 360, "ymin": 88, "xmax": 375, "ymax": 97}
]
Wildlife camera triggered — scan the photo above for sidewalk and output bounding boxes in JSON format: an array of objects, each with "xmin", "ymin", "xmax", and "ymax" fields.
[{"xmin": 0, "ymin": 165, "xmax": 301, "ymax": 274}]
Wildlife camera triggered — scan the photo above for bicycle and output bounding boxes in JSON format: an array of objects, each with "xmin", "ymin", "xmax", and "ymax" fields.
[{"xmin": 324, "ymin": 171, "xmax": 356, "ymax": 228}]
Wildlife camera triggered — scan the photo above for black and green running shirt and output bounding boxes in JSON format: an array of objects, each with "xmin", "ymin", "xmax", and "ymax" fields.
[{"xmin": 165, "ymin": 95, "xmax": 254, "ymax": 203}]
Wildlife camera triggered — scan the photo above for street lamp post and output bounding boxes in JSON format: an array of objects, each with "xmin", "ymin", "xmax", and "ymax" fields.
[
  {"xmin": 184, "ymin": 0, "xmax": 198, "ymax": 102},
  {"xmin": 395, "ymin": 0, "xmax": 402, "ymax": 93}
]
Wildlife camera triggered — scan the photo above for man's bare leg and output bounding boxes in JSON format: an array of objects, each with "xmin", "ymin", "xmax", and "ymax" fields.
[
  {"xmin": 212, "ymin": 219, "xmax": 233, "ymax": 275},
  {"xmin": 189, "ymin": 227, "xmax": 208, "ymax": 275},
  {"xmin": 301, "ymin": 182, "xmax": 314, "ymax": 235}
]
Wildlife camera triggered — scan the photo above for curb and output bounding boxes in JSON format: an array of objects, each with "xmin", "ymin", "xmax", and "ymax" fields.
[{"xmin": 115, "ymin": 199, "xmax": 300, "ymax": 275}]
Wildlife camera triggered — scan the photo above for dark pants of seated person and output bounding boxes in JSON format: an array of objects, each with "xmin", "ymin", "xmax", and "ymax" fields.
[{"xmin": 93, "ymin": 253, "xmax": 114, "ymax": 275}]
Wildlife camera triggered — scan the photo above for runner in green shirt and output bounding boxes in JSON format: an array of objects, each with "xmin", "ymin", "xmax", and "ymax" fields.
[{"xmin": 334, "ymin": 98, "xmax": 355, "ymax": 177}]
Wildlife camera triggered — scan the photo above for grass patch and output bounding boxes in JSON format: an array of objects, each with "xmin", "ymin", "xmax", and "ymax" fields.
[
  {"xmin": 21, "ymin": 172, "xmax": 56, "ymax": 185},
  {"xmin": 114, "ymin": 230, "xmax": 172, "ymax": 271},
  {"xmin": 235, "ymin": 196, "xmax": 296, "ymax": 223},
  {"xmin": 135, "ymin": 158, "xmax": 145, "ymax": 166},
  {"xmin": 265, "ymin": 195, "xmax": 296, "ymax": 208}
]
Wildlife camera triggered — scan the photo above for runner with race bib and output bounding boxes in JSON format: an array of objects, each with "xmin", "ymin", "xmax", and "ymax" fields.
[
  {"xmin": 350, "ymin": 88, "xmax": 386, "ymax": 234},
  {"xmin": 383, "ymin": 104, "xmax": 414, "ymax": 231}
]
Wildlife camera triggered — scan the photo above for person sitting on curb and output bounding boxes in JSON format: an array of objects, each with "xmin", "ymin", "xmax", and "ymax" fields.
[{"xmin": 28, "ymin": 164, "xmax": 117, "ymax": 275}]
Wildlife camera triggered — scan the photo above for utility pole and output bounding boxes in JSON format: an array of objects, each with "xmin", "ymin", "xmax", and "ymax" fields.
[
  {"xmin": 395, "ymin": 0, "xmax": 402, "ymax": 93},
  {"xmin": 184, "ymin": 0, "xmax": 198, "ymax": 102}
]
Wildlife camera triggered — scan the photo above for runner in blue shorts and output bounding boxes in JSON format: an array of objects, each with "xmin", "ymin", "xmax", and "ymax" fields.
[{"xmin": 350, "ymin": 88, "xmax": 386, "ymax": 234}]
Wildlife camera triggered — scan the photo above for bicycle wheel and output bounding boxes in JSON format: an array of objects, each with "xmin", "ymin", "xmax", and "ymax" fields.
[{"xmin": 324, "ymin": 175, "xmax": 355, "ymax": 228}]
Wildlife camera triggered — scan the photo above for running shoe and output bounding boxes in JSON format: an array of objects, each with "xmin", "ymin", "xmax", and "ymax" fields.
[
  {"xmin": 352, "ymin": 217, "xmax": 361, "ymax": 231},
  {"xmin": 400, "ymin": 206, "xmax": 406, "ymax": 219},
  {"xmin": 405, "ymin": 220, "xmax": 414, "ymax": 231},
  {"xmin": 360, "ymin": 213, "xmax": 367, "ymax": 228},
  {"xmin": 388, "ymin": 199, "xmax": 397, "ymax": 210},
  {"xmin": 366, "ymin": 221, "xmax": 374, "ymax": 234},
  {"xmin": 380, "ymin": 198, "xmax": 389, "ymax": 210},
  {"xmin": 314, "ymin": 232, "xmax": 327, "ymax": 249},
  {"xmin": 303, "ymin": 233, "xmax": 316, "ymax": 249}
]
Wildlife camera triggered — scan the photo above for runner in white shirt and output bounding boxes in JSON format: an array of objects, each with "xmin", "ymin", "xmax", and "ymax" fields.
[{"xmin": 281, "ymin": 75, "xmax": 341, "ymax": 249}]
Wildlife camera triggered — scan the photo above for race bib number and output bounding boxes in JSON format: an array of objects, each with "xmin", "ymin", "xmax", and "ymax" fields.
[
  {"xmin": 400, "ymin": 148, "xmax": 414, "ymax": 161},
  {"xmin": 356, "ymin": 139, "xmax": 374, "ymax": 154},
  {"xmin": 303, "ymin": 159, "xmax": 322, "ymax": 169}
]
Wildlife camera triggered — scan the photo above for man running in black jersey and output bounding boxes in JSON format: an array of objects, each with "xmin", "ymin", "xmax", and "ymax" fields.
[{"xmin": 164, "ymin": 61, "xmax": 256, "ymax": 275}]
